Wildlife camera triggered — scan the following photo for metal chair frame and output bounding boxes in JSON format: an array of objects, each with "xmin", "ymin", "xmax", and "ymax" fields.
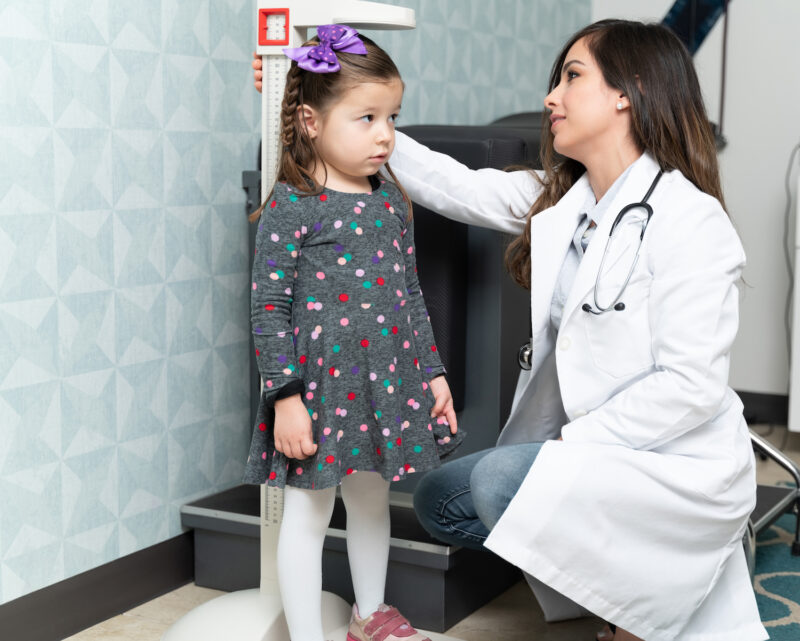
[{"xmin": 749, "ymin": 429, "xmax": 800, "ymax": 556}]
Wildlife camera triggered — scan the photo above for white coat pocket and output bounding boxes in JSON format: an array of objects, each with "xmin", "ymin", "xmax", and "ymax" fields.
[{"xmin": 582, "ymin": 273, "xmax": 654, "ymax": 378}]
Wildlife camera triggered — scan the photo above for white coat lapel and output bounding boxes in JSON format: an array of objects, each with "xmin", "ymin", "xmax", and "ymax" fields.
[
  {"xmin": 528, "ymin": 174, "xmax": 592, "ymax": 342},
  {"xmin": 561, "ymin": 153, "xmax": 662, "ymax": 324}
]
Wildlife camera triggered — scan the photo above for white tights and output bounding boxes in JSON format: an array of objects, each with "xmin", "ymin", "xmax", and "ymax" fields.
[{"xmin": 277, "ymin": 472, "xmax": 391, "ymax": 641}]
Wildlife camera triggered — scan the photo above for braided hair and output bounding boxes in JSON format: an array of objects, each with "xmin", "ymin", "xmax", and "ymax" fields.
[{"xmin": 251, "ymin": 34, "xmax": 411, "ymax": 221}]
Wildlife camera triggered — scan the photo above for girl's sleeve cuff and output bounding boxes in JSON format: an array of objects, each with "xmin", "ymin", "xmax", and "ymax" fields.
[{"xmin": 273, "ymin": 379, "xmax": 305, "ymax": 402}]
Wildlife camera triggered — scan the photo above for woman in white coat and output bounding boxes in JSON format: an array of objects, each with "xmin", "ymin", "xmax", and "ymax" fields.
[{"xmin": 388, "ymin": 19, "xmax": 767, "ymax": 641}]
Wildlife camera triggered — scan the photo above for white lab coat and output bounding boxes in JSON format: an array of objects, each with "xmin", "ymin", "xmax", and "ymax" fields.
[{"xmin": 390, "ymin": 132, "xmax": 768, "ymax": 641}]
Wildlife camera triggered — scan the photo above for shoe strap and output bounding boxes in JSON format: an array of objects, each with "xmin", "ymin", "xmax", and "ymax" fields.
[{"xmin": 363, "ymin": 607, "xmax": 419, "ymax": 640}]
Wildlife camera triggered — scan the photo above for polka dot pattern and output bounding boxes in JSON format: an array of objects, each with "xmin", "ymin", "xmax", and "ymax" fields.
[{"xmin": 244, "ymin": 180, "xmax": 464, "ymax": 490}]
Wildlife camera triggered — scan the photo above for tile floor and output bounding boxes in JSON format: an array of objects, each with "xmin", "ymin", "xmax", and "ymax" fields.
[{"xmin": 65, "ymin": 425, "xmax": 800, "ymax": 641}]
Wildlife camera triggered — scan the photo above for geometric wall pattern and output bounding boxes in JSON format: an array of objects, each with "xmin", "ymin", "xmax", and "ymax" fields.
[
  {"xmin": 0, "ymin": 0, "xmax": 589, "ymax": 605},
  {"xmin": 364, "ymin": 0, "xmax": 591, "ymax": 126},
  {"xmin": 0, "ymin": 0, "xmax": 259, "ymax": 605}
]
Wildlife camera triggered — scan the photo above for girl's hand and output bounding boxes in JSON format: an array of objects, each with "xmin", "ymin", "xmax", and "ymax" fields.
[
  {"xmin": 252, "ymin": 52, "xmax": 263, "ymax": 92},
  {"xmin": 429, "ymin": 376, "xmax": 458, "ymax": 434},
  {"xmin": 273, "ymin": 394, "xmax": 317, "ymax": 460}
]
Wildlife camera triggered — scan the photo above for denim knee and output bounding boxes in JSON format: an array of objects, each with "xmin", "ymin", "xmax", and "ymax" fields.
[
  {"xmin": 470, "ymin": 454, "xmax": 508, "ymax": 530},
  {"xmin": 412, "ymin": 451, "xmax": 491, "ymax": 549},
  {"xmin": 470, "ymin": 442, "xmax": 544, "ymax": 530}
]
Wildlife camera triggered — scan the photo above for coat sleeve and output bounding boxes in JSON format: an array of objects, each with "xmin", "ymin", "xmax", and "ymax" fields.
[
  {"xmin": 400, "ymin": 213, "xmax": 446, "ymax": 380},
  {"xmin": 389, "ymin": 131, "xmax": 541, "ymax": 235},
  {"xmin": 561, "ymin": 191, "xmax": 746, "ymax": 450},
  {"xmin": 250, "ymin": 193, "xmax": 306, "ymax": 403}
]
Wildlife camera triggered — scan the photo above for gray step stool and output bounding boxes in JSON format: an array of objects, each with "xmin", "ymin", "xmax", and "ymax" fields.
[{"xmin": 180, "ymin": 485, "xmax": 520, "ymax": 632}]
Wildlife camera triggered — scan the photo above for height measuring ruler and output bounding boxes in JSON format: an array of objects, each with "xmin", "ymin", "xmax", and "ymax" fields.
[
  {"xmin": 259, "ymin": 9, "xmax": 292, "ymax": 202},
  {"xmin": 256, "ymin": 7, "xmax": 293, "ymax": 593}
]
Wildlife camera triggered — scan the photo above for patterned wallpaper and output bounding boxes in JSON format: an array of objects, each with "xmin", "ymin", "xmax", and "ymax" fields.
[
  {"xmin": 0, "ymin": 0, "xmax": 589, "ymax": 605},
  {"xmin": 365, "ymin": 0, "xmax": 591, "ymax": 126}
]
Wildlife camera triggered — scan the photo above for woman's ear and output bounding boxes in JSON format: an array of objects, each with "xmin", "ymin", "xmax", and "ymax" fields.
[{"xmin": 298, "ymin": 104, "xmax": 320, "ymax": 139}]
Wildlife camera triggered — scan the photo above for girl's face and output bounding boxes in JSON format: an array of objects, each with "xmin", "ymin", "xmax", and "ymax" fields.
[
  {"xmin": 304, "ymin": 78, "xmax": 403, "ymax": 192},
  {"xmin": 544, "ymin": 37, "xmax": 629, "ymax": 165}
]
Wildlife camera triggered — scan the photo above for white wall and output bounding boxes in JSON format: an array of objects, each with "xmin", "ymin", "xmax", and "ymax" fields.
[{"xmin": 593, "ymin": 0, "xmax": 800, "ymax": 395}]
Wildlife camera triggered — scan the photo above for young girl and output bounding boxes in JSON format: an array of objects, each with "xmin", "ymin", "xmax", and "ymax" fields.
[{"xmin": 245, "ymin": 25, "xmax": 463, "ymax": 641}]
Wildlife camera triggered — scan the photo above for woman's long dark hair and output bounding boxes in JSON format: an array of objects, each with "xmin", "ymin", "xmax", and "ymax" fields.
[
  {"xmin": 250, "ymin": 34, "xmax": 411, "ymax": 221},
  {"xmin": 505, "ymin": 19, "xmax": 724, "ymax": 289}
]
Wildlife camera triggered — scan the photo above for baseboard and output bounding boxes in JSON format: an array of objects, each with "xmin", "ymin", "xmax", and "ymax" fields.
[
  {"xmin": 0, "ymin": 532, "xmax": 194, "ymax": 641},
  {"xmin": 737, "ymin": 390, "xmax": 789, "ymax": 426}
]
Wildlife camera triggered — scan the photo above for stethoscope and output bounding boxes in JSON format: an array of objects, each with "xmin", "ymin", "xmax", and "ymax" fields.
[
  {"xmin": 581, "ymin": 169, "xmax": 664, "ymax": 315},
  {"xmin": 518, "ymin": 169, "xmax": 665, "ymax": 370}
]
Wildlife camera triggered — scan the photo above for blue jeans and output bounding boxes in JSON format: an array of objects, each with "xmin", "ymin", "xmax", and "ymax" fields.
[{"xmin": 413, "ymin": 443, "xmax": 544, "ymax": 550}]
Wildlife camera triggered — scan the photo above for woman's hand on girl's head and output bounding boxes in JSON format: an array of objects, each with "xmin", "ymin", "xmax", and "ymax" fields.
[
  {"xmin": 429, "ymin": 376, "xmax": 458, "ymax": 434},
  {"xmin": 252, "ymin": 52, "xmax": 263, "ymax": 93},
  {"xmin": 273, "ymin": 393, "xmax": 317, "ymax": 460}
]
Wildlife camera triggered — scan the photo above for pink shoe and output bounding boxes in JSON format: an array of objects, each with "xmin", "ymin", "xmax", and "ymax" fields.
[{"xmin": 346, "ymin": 603, "xmax": 431, "ymax": 641}]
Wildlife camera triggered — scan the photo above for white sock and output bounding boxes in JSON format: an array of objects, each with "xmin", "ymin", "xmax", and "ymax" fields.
[
  {"xmin": 278, "ymin": 484, "xmax": 336, "ymax": 641},
  {"xmin": 341, "ymin": 472, "xmax": 391, "ymax": 618}
]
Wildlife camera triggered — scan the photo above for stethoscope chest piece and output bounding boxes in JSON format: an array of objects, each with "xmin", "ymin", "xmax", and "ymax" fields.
[
  {"xmin": 518, "ymin": 341, "xmax": 533, "ymax": 370},
  {"xmin": 582, "ymin": 301, "xmax": 625, "ymax": 314}
]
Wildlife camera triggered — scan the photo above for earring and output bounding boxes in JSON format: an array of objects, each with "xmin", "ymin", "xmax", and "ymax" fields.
[{"xmin": 616, "ymin": 102, "xmax": 624, "ymax": 111}]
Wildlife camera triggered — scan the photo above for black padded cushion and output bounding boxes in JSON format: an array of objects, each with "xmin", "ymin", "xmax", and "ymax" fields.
[
  {"xmin": 489, "ymin": 111, "xmax": 546, "ymax": 144},
  {"xmin": 400, "ymin": 124, "xmax": 542, "ymax": 171},
  {"xmin": 396, "ymin": 126, "xmax": 540, "ymax": 411}
]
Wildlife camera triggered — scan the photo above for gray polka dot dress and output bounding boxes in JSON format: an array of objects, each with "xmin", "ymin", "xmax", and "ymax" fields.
[{"xmin": 244, "ymin": 177, "xmax": 464, "ymax": 489}]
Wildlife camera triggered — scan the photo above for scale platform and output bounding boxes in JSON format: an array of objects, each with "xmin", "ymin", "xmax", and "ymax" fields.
[
  {"xmin": 180, "ymin": 485, "xmax": 520, "ymax": 633},
  {"xmin": 162, "ymin": 589, "xmax": 460, "ymax": 641}
]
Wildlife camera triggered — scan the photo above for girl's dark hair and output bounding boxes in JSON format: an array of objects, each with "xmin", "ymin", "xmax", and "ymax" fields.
[
  {"xmin": 505, "ymin": 19, "xmax": 724, "ymax": 289},
  {"xmin": 251, "ymin": 34, "xmax": 411, "ymax": 221}
]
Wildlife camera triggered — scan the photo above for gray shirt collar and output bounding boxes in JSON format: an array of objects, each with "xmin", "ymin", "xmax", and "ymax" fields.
[{"xmin": 580, "ymin": 162, "xmax": 636, "ymax": 225}]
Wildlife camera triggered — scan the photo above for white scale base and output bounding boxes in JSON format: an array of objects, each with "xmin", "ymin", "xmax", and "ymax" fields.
[{"xmin": 162, "ymin": 589, "xmax": 464, "ymax": 641}]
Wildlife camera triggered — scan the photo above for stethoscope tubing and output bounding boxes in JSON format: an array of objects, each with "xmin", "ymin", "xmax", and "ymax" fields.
[{"xmin": 587, "ymin": 170, "xmax": 664, "ymax": 314}]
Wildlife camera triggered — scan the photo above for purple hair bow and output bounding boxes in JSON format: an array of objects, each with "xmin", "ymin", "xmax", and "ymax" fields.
[{"xmin": 283, "ymin": 24, "xmax": 367, "ymax": 73}]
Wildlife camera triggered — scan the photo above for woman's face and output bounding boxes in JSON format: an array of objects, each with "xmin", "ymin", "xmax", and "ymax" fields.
[{"xmin": 544, "ymin": 37, "xmax": 628, "ymax": 164}]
